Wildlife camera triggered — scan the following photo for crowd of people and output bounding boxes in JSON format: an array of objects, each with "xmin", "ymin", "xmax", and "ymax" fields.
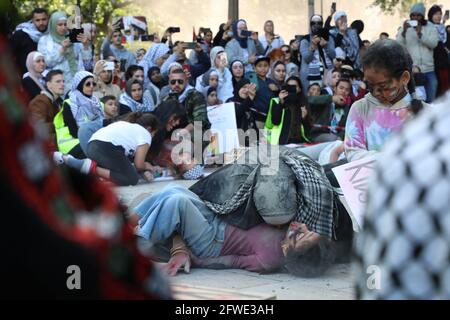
[{"xmin": 3, "ymin": 0, "xmax": 450, "ymax": 299}]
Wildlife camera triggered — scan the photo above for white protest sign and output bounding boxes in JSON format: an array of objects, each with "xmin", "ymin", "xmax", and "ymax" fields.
[
  {"xmin": 206, "ymin": 102, "xmax": 240, "ymax": 154},
  {"xmin": 332, "ymin": 155, "xmax": 378, "ymax": 230}
]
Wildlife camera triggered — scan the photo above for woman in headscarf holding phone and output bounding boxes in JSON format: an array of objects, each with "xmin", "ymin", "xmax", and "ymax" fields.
[
  {"xmin": 38, "ymin": 11, "xmax": 92, "ymax": 93},
  {"xmin": 225, "ymin": 19, "xmax": 265, "ymax": 73}
]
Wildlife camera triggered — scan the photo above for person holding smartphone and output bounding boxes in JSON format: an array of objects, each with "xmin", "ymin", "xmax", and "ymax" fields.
[
  {"xmin": 396, "ymin": 3, "xmax": 439, "ymax": 102},
  {"xmin": 38, "ymin": 11, "xmax": 92, "ymax": 93},
  {"xmin": 427, "ymin": 4, "xmax": 450, "ymax": 96},
  {"xmin": 225, "ymin": 19, "xmax": 265, "ymax": 73}
]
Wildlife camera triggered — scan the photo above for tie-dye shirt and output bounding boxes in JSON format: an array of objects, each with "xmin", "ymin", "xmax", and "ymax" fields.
[{"xmin": 344, "ymin": 93, "xmax": 417, "ymax": 162}]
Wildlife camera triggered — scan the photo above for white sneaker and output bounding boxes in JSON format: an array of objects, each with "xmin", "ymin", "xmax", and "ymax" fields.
[
  {"xmin": 53, "ymin": 151, "xmax": 65, "ymax": 165},
  {"xmin": 80, "ymin": 158, "xmax": 93, "ymax": 174}
]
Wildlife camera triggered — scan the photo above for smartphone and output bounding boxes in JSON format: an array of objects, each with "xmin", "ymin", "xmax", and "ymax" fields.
[
  {"xmin": 282, "ymin": 84, "xmax": 297, "ymax": 93},
  {"xmin": 331, "ymin": 2, "xmax": 336, "ymax": 11},
  {"xmin": 240, "ymin": 30, "xmax": 253, "ymax": 37},
  {"xmin": 141, "ymin": 34, "xmax": 155, "ymax": 41},
  {"xmin": 168, "ymin": 27, "xmax": 181, "ymax": 33},
  {"xmin": 68, "ymin": 28, "xmax": 84, "ymax": 43},
  {"xmin": 295, "ymin": 34, "xmax": 303, "ymax": 42},
  {"xmin": 200, "ymin": 27, "xmax": 211, "ymax": 34},
  {"xmin": 408, "ymin": 20, "xmax": 418, "ymax": 28},
  {"xmin": 446, "ymin": 10, "xmax": 449, "ymax": 17},
  {"xmin": 104, "ymin": 61, "xmax": 115, "ymax": 71},
  {"xmin": 184, "ymin": 42, "xmax": 197, "ymax": 49}
]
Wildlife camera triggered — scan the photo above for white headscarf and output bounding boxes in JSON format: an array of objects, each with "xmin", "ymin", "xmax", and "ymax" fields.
[{"xmin": 23, "ymin": 51, "xmax": 46, "ymax": 91}]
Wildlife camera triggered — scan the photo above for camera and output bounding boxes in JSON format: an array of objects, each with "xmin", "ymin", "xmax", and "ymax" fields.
[
  {"xmin": 141, "ymin": 34, "xmax": 155, "ymax": 41},
  {"xmin": 331, "ymin": 2, "xmax": 336, "ymax": 11},
  {"xmin": 67, "ymin": 28, "xmax": 84, "ymax": 43},
  {"xmin": 168, "ymin": 27, "xmax": 181, "ymax": 33}
]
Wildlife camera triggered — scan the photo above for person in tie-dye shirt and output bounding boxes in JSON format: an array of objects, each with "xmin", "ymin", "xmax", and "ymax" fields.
[{"xmin": 344, "ymin": 39, "xmax": 429, "ymax": 162}]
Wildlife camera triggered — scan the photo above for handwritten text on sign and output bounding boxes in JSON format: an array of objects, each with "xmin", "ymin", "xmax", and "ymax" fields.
[{"xmin": 332, "ymin": 156, "xmax": 377, "ymax": 229}]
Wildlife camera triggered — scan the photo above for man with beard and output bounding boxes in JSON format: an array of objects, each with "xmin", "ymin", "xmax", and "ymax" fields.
[{"xmin": 10, "ymin": 8, "xmax": 49, "ymax": 75}]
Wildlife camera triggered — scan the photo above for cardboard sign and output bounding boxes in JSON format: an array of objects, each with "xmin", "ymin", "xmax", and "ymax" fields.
[
  {"xmin": 332, "ymin": 155, "xmax": 378, "ymax": 230},
  {"xmin": 206, "ymin": 102, "xmax": 240, "ymax": 154}
]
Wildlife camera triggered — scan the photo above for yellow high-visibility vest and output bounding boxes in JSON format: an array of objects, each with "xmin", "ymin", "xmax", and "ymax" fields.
[{"xmin": 53, "ymin": 99, "xmax": 80, "ymax": 154}]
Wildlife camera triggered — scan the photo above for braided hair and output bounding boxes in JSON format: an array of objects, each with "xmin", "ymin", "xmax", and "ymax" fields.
[{"xmin": 361, "ymin": 39, "xmax": 423, "ymax": 114}]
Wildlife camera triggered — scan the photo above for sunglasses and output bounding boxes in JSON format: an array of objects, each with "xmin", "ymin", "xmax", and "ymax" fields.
[
  {"xmin": 170, "ymin": 79, "xmax": 184, "ymax": 85},
  {"xmin": 282, "ymin": 49, "xmax": 289, "ymax": 53},
  {"xmin": 336, "ymin": 58, "xmax": 344, "ymax": 62},
  {"xmin": 310, "ymin": 21, "xmax": 322, "ymax": 25},
  {"xmin": 84, "ymin": 81, "xmax": 97, "ymax": 87}
]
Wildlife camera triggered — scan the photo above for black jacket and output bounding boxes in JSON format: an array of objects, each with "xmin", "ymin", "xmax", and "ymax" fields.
[
  {"xmin": 10, "ymin": 30, "xmax": 37, "ymax": 75},
  {"xmin": 22, "ymin": 76, "xmax": 42, "ymax": 100}
]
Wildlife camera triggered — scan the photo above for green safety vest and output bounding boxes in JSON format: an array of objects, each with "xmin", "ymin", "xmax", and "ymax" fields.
[
  {"xmin": 264, "ymin": 98, "xmax": 284, "ymax": 145},
  {"xmin": 53, "ymin": 99, "xmax": 80, "ymax": 154},
  {"xmin": 264, "ymin": 98, "xmax": 311, "ymax": 145}
]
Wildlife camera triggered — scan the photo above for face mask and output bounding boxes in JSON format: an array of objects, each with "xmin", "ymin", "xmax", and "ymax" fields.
[{"xmin": 182, "ymin": 165, "xmax": 204, "ymax": 180}]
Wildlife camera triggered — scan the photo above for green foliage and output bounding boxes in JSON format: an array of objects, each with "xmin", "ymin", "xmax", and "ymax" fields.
[
  {"xmin": 372, "ymin": 0, "xmax": 437, "ymax": 15},
  {"xmin": 11, "ymin": 0, "xmax": 138, "ymax": 35}
]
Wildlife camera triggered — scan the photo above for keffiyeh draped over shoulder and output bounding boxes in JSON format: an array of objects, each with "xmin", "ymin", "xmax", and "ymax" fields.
[
  {"xmin": 15, "ymin": 20, "xmax": 48, "ymax": 43},
  {"xmin": 119, "ymin": 79, "xmax": 154, "ymax": 112}
]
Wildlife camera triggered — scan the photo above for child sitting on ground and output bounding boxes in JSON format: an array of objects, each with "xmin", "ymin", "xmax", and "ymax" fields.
[{"xmin": 101, "ymin": 95, "xmax": 119, "ymax": 119}]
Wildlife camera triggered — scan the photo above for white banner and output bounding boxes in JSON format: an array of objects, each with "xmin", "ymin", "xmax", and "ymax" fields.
[
  {"xmin": 332, "ymin": 155, "xmax": 378, "ymax": 230},
  {"xmin": 206, "ymin": 102, "xmax": 240, "ymax": 154}
]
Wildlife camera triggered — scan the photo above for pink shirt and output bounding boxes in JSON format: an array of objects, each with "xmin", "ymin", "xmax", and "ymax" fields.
[{"xmin": 219, "ymin": 224, "xmax": 286, "ymax": 273}]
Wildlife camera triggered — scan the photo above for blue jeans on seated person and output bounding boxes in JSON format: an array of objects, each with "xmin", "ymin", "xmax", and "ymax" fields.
[
  {"xmin": 78, "ymin": 119, "xmax": 103, "ymax": 155},
  {"xmin": 134, "ymin": 184, "xmax": 226, "ymax": 258},
  {"xmin": 424, "ymin": 71, "xmax": 438, "ymax": 103}
]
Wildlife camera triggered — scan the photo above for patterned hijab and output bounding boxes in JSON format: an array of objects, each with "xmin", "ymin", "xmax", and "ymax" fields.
[
  {"xmin": 142, "ymin": 43, "xmax": 170, "ymax": 68},
  {"xmin": 119, "ymin": 79, "xmax": 154, "ymax": 112},
  {"xmin": 69, "ymin": 71, "xmax": 104, "ymax": 122}
]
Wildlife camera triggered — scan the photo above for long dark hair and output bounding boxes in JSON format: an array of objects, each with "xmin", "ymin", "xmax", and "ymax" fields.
[
  {"xmin": 362, "ymin": 39, "xmax": 423, "ymax": 114},
  {"xmin": 148, "ymin": 99, "xmax": 186, "ymax": 157}
]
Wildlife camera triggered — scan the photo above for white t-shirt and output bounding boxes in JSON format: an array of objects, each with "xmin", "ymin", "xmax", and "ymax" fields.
[{"xmin": 89, "ymin": 121, "xmax": 152, "ymax": 157}]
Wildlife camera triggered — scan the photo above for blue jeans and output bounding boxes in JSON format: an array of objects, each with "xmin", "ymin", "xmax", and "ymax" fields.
[
  {"xmin": 134, "ymin": 184, "xmax": 226, "ymax": 258},
  {"xmin": 78, "ymin": 119, "xmax": 103, "ymax": 155},
  {"xmin": 424, "ymin": 71, "xmax": 438, "ymax": 103}
]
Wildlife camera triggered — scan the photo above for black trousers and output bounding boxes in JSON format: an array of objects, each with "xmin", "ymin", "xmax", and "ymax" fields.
[{"xmin": 86, "ymin": 140, "xmax": 140, "ymax": 186}]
